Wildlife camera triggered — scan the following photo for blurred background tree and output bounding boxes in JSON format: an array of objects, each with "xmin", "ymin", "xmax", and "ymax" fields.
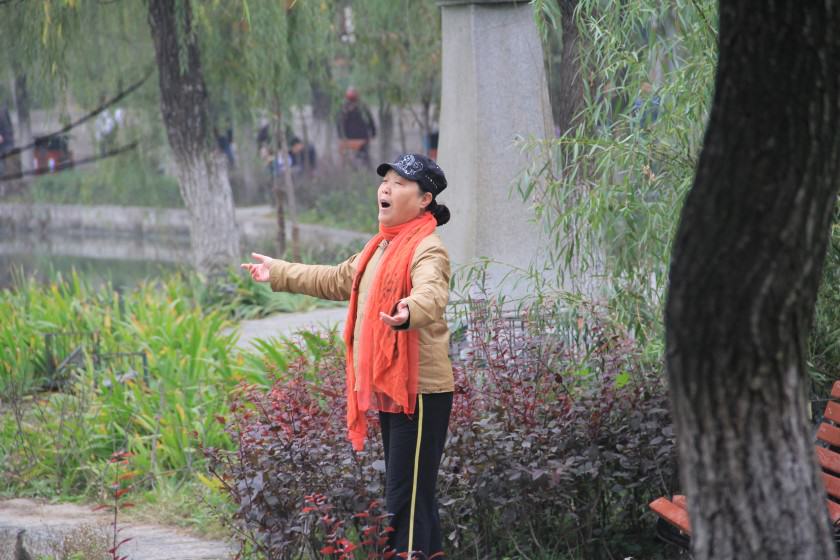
[{"xmin": 0, "ymin": 0, "xmax": 441, "ymax": 271}]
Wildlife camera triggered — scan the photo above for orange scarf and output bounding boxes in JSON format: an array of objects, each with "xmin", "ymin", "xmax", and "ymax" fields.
[{"xmin": 343, "ymin": 212, "xmax": 437, "ymax": 451}]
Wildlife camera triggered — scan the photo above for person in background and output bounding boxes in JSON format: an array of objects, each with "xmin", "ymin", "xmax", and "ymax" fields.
[
  {"xmin": 215, "ymin": 125, "xmax": 235, "ymax": 168},
  {"xmin": 241, "ymin": 153, "xmax": 454, "ymax": 558},
  {"xmin": 257, "ymin": 123, "xmax": 316, "ymax": 179},
  {"xmin": 337, "ymin": 86, "xmax": 376, "ymax": 167},
  {"xmin": 94, "ymin": 94, "xmax": 123, "ymax": 155}
]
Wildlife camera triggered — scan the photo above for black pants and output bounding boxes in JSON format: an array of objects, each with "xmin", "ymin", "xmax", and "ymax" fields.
[{"xmin": 379, "ymin": 391, "xmax": 453, "ymax": 558}]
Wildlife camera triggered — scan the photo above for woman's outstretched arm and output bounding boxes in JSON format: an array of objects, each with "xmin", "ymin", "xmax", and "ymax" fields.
[{"xmin": 241, "ymin": 252, "xmax": 358, "ymax": 301}]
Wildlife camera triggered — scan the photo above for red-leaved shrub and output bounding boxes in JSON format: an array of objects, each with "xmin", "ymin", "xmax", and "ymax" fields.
[{"xmin": 207, "ymin": 301, "xmax": 676, "ymax": 559}]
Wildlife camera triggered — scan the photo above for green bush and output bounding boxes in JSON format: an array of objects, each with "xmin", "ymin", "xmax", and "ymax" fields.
[{"xmin": 0, "ymin": 269, "xmax": 315, "ymax": 498}]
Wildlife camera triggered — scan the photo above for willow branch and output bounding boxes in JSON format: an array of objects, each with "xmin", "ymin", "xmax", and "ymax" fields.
[
  {"xmin": 0, "ymin": 67, "xmax": 153, "ymax": 161},
  {"xmin": 0, "ymin": 141, "xmax": 138, "ymax": 183}
]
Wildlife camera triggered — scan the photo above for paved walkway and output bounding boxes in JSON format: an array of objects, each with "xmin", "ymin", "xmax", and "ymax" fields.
[
  {"xmin": 0, "ymin": 499, "xmax": 235, "ymax": 560},
  {"xmin": 233, "ymin": 305, "xmax": 348, "ymax": 348}
]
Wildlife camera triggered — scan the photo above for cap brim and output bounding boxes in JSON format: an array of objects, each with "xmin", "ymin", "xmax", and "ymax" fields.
[{"xmin": 377, "ymin": 163, "xmax": 416, "ymax": 183}]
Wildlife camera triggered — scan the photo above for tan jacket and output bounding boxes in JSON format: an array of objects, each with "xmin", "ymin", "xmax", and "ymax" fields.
[{"xmin": 268, "ymin": 233, "xmax": 454, "ymax": 393}]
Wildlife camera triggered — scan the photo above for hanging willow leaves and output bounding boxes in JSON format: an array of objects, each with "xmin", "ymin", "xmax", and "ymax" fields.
[{"xmin": 522, "ymin": 0, "xmax": 717, "ymax": 339}]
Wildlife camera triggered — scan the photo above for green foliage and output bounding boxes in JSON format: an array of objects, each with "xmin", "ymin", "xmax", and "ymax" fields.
[
  {"xmin": 124, "ymin": 476, "xmax": 232, "ymax": 538},
  {"xmin": 347, "ymin": 0, "xmax": 442, "ymax": 131},
  {"xmin": 0, "ymin": 269, "xmax": 339, "ymax": 499},
  {"xmin": 195, "ymin": 0, "xmax": 338, "ymax": 131},
  {"xmin": 522, "ymin": 0, "xmax": 717, "ymax": 339},
  {"xmin": 810, "ymin": 214, "xmax": 840, "ymax": 396},
  {"xmin": 2, "ymin": 0, "xmax": 158, "ymax": 112},
  {"xmin": 525, "ymin": 1, "xmax": 840, "ymax": 395},
  {"xmin": 194, "ymin": 267, "xmax": 341, "ymax": 321}
]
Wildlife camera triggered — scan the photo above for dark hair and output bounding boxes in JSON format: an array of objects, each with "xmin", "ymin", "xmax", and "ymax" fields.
[{"xmin": 427, "ymin": 199, "xmax": 450, "ymax": 226}]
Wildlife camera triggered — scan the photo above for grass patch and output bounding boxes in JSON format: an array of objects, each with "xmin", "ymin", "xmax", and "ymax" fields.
[
  {"xmin": 123, "ymin": 477, "xmax": 232, "ymax": 540},
  {"xmin": 16, "ymin": 150, "xmax": 183, "ymax": 208}
]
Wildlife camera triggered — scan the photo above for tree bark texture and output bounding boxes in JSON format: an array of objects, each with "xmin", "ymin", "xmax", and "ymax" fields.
[
  {"xmin": 665, "ymin": 2, "xmax": 840, "ymax": 558},
  {"xmin": 551, "ymin": 0, "xmax": 584, "ymax": 136},
  {"xmin": 147, "ymin": 0, "xmax": 240, "ymax": 275}
]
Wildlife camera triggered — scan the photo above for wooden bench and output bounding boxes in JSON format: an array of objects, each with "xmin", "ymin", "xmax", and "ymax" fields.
[{"xmin": 650, "ymin": 380, "xmax": 840, "ymax": 550}]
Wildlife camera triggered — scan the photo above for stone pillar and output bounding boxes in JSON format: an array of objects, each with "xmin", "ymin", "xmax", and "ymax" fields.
[{"xmin": 436, "ymin": 0, "xmax": 553, "ymax": 291}]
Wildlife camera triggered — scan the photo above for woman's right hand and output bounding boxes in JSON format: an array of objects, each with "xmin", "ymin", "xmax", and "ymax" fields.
[{"xmin": 240, "ymin": 252, "xmax": 273, "ymax": 282}]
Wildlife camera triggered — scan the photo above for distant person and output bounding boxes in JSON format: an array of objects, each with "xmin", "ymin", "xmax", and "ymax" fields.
[
  {"xmin": 215, "ymin": 126, "xmax": 235, "ymax": 168},
  {"xmin": 258, "ymin": 122, "xmax": 316, "ymax": 177},
  {"xmin": 0, "ymin": 103, "xmax": 15, "ymax": 177},
  {"xmin": 94, "ymin": 95, "xmax": 124, "ymax": 155},
  {"xmin": 337, "ymin": 87, "xmax": 376, "ymax": 167}
]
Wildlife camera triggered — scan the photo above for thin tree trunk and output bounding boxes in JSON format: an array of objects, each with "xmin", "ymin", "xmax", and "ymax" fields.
[
  {"xmin": 237, "ymin": 120, "xmax": 259, "ymax": 205},
  {"xmin": 311, "ymin": 72, "xmax": 335, "ymax": 168},
  {"xmin": 147, "ymin": 0, "xmax": 240, "ymax": 275},
  {"xmin": 378, "ymin": 101, "xmax": 393, "ymax": 165},
  {"xmin": 270, "ymin": 109, "xmax": 286, "ymax": 256},
  {"xmin": 397, "ymin": 107, "xmax": 407, "ymax": 154},
  {"xmin": 298, "ymin": 105, "xmax": 312, "ymax": 174},
  {"xmin": 553, "ymin": 0, "xmax": 584, "ymax": 136},
  {"xmin": 271, "ymin": 171, "xmax": 287, "ymax": 256},
  {"xmin": 12, "ymin": 69, "xmax": 32, "ymax": 173},
  {"xmin": 278, "ymin": 112, "xmax": 300, "ymax": 262},
  {"xmin": 310, "ymin": 75, "xmax": 332, "ymax": 121},
  {"xmin": 665, "ymin": 2, "xmax": 840, "ymax": 558},
  {"xmin": 421, "ymin": 98, "xmax": 431, "ymax": 145}
]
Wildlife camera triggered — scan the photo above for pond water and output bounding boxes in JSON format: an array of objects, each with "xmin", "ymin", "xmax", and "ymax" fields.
[
  {"xmin": 0, "ymin": 232, "xmax": 189, "ymax": 290},
  {"xmin": 0, "ymin": 230, "xmax": 353, "ymax": 291}
]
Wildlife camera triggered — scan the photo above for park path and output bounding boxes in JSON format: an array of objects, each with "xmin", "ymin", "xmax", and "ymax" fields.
[
  {"xmin": 233, "ymin": 305, "xmax": 348, "ymax": 348},
  {"xmin": 0, "ymin": 499, "xmax": 235, "ymax": 560}
]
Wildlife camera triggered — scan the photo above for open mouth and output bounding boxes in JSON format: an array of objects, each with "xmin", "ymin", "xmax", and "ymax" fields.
[{"xmin": 379, "ymin": 200, "xmax": 391, "ymax": 209}]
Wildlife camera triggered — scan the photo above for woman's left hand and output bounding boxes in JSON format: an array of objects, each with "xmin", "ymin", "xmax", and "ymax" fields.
[{"xmin": 379, "ymin": 300, "xmax": 409, "ymax": 328}]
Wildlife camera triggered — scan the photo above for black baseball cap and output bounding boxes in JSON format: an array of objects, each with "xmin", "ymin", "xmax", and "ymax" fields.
[{"xmin": 376, "ymin": 153, "xmax": 447, "ymax": 196}]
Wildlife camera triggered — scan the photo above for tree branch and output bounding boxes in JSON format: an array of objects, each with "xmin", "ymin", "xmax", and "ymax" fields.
[
  {"xmin": 0, "ymin": 141, "xmax": 138, "ymax": 183},
  {"xmin": 0, "ymin": 68, "xmax": 153, "ymax": 162},
  {"xmin": 689, "ymin": 0, "xmax": 717, "ymax": 38}
]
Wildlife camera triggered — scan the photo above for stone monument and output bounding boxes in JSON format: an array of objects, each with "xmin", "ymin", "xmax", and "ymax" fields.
[{"xmin": 436, "ymin": 0, "xmax": 553, "ymax": 293}]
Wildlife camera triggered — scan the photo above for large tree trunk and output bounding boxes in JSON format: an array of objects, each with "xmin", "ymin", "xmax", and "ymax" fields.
[
  {"xmin": 147, "ymin": 0, "xmax": 240, "ymax": 275},
  {"xmin": 665, "ymin": 2, "xmax": 840, "ymax": 558}
]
